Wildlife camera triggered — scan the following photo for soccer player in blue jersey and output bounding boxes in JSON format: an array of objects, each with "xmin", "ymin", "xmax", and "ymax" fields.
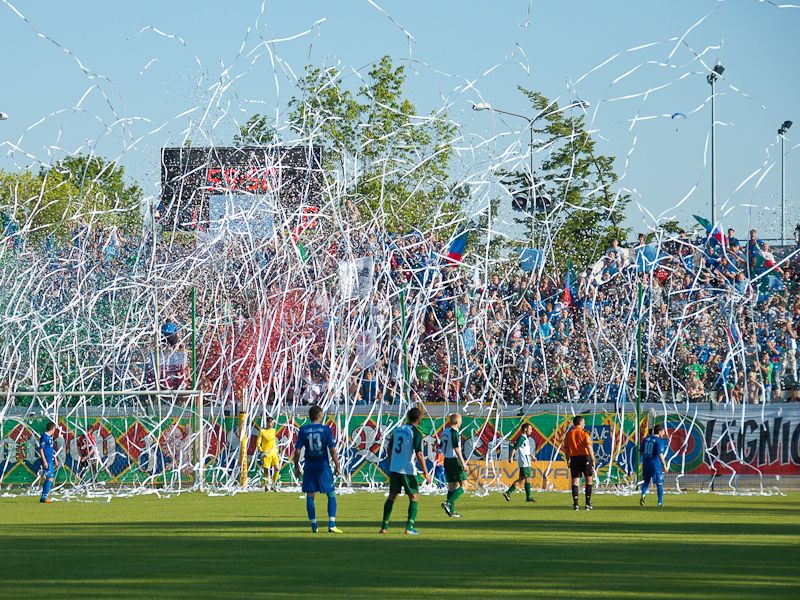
[
  {"xmin": 292, "ymin": 405, "xmax": 342, "ymax": 533},
  {"xmin": 380, "ymin": 407, "xmax": 431, "ymax": 535},
  {"xmin": 640, "ymin": 423, "xmax": 669, "ymax": 508},
  {"xmin": 38, "ymin": 421, "xmax": 57, "ymax": 504}
]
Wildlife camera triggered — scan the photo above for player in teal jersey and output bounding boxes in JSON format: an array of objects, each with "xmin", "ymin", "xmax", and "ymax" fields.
[
  {"xmin": 503, "ymin": 423, "xmax": 536, "ymax": 503},
  {"xmin": 440, "ymin": 413, "xmax": 467, "ymax": 518},
  {"xmin": 380, "ymin": 407, "xmax": 431, "ymax": 535}
]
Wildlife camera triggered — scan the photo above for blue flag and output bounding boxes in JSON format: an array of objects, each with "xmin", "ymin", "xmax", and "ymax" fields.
[{"xmin": 519, "ymin": 248, "xmax": 545, "ymax": 272}]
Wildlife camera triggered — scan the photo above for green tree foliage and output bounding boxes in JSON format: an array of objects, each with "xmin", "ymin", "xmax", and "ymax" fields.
[
  {"xmin": 234, "ymin": 115, "xmax": 278, "ymax": 146},
  {"xmin": 287, "ymin": 64, "xmax": 363, "ymax": 167},
  {"xmin": 0, "ymin": 169, "xmax": 79, "ymax": 242},
  {"xmin": 285, "ymin": 56, "xmax": 461, "ymax": 232},
  {"xmin": 1, "ymin": 154, "xmax": 143, "ymax": 243},
  {"xmin": 659, "ymin": 219, "xmax": 685, "ymax": 236},
  {"xmin": 48, "ymin": 154, "xmax": 144, "ymax": 232},
  {"xmin": 503, "ymin": 89, "xmax": 631, "ymax": 270}
]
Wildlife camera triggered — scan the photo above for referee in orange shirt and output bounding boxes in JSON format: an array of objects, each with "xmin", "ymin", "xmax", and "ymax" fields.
[{"xmin": 563, "ymin": 415, "xmax": 595, "ymax": 511}]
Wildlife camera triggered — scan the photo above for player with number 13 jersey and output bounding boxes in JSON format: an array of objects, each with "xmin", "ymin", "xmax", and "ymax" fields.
[{"xmin": 293, "ymin": 405, "xmax": 342, "ymax": 533}]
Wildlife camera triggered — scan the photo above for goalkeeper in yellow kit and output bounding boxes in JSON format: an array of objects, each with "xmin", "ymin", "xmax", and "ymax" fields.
[{"xmin": 257, "ymin": 416, "xmax": 281, "ymax": 491}]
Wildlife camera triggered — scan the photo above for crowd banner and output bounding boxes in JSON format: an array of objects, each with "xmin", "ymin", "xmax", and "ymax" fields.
[
  {"xmin": 0, "ymin": 414, "xmax": 198, "ymax": 487},
  {"xmin": 2, "ymin": 405, "xmax": 799, "ymax": 491},
  {"xmin": 662, "ymin": 404, "xmax": 800, "ymax": 480},
  {"xmin": 0, "ymin": 409, "xmax": 634, "ymax": 488}
]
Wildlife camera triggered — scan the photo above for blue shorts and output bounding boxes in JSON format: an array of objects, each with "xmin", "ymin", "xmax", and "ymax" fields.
[
  {"xmin": 302, "ymin": 467, "xmax": 334, "ymax": 494},
  {"xmin": 642, "ymin": 462, "xmax": 664, "ymax": 485},
  {"xmin": 43, "ymin": 464, "xmax": 54, "ymax": 479}
]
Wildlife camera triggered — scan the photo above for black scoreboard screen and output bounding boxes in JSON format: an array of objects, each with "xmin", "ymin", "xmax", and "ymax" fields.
[{"xmin": 159, "ymin": 146, "xmax": 323, "ymax": 232}]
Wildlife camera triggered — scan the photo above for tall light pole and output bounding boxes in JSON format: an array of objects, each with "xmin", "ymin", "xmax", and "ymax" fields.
[
  {"xmin": 778, "ymin": 120, "xmax": 793, "ymax": 245},
  {"xmin": 707, "ymin": 63, "xmax": 725, "ymax": 228},
  {"xmin": 472, "ymin": 99, "xmax": 589, "ymax": 244}
]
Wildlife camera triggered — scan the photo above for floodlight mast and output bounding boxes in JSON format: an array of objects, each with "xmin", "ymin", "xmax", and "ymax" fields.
[
  {"xmin": 778, "ymin": 120, "xmax": 793, "ymax": 245},
  {"xmin": 472, "ymin": 99, "xmax": 589, "ymax": 243},
  {"xmin": 707, "ymin": 63, "xmax": 725, "ymax": 230}
]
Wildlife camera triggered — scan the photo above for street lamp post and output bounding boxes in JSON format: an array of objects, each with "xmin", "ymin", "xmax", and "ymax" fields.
[
  {"xmin": 473, "ymin": 99, "xmax": 589, "ymax": 245},
  {"xmin": 707, "ymin": 63, "xmax": 725, "ymax": 229},
  {"xmin": 778, "ymin": 120, "xmax": 793, "ymax": 245}
]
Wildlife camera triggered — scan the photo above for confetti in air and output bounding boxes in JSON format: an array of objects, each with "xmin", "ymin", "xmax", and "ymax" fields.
[{"xmin": 1, "ymin": 1, "xmax": 799, "ymax": 498}]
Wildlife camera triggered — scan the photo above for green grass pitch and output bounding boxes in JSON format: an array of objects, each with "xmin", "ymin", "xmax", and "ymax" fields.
[{"xmin": 1, "ymin": 491, "xmax": 798, "ymax": 598}]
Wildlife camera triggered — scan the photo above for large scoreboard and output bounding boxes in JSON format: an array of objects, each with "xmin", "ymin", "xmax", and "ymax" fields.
[{"xmin": 159, "ymin": 146, "xmax": 323, "ymax": 234}]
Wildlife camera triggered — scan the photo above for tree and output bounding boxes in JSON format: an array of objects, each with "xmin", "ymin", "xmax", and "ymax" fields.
[
  {"xmin": 47, "ymin": 154, "xmax": 144, "ymax": 232},
  {"xmin": 0, "ymin": 169, "xmax": 79, "ymax": 242},
  {"xmin": 234, "ymin": 115, "xmax": 278, "ymax": 146},
  {"xmin": 649, "ymin": 219, "xmax": 684, "ymax": 242},
  {"xmin": 471, "ymin": 195, "xmax": 507, "ymax": 261},
  {"xmin": 355, "ymin": 57, "xmax": 459, "ymax": 231},
  {"xmin": 503, "ymin": 89, "xmax": 631, "ymax": 270},
  {"xmin": 287, "ymin": 65, "xmax": 363, "ymax": 167},
  {"xmin": 1, "ymin": 154, "xmax": 144, "ymax": 243},
  {"xmin": 283, "ymin": 56, "xmax": 462, "ymax": 232}
]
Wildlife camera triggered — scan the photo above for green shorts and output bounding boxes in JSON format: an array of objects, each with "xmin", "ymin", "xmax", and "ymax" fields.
[
  {"xmin": 518, "ymin": 466, "xmax": 532, "ymax": 479},
  {"xmin": 389, "ymin": 472, "xmax": 420, "ymax": 496},
  {"xmin": 443, "ymin": 458, "xmax": 467, "ymax": 483}
]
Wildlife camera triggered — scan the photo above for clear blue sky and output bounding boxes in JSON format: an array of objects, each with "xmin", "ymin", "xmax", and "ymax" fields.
[{"xmin": 1, "ymin": 0, "xmax": 798, "ymax": 240}]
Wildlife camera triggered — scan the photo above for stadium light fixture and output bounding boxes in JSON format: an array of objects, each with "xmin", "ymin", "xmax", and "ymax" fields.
[
  {"xmin": 706, "ymin": 63, "xmax": 725, "ymax": 85},
  {"xmin": 0, "ymin": 112, "xmax": 8, "ymax": 121}
]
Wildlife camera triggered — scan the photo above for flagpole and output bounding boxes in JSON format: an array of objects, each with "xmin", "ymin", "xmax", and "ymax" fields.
[
  {"xmin": 400, "ymin": 288, "xmax": 411, "ymax": 405},
  {"xmin": 191, "ymin": 285, "xmax": 198, "ymax": 469},
  {"xmin": 635, "ymin": 281, "xmax": 643, "ymax": 477},
  {"xmin": 191, "ymin": 286, "xmax": 197, "ymax": 389}
]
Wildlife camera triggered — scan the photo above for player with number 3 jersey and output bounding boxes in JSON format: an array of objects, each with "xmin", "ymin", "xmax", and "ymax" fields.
[{"xmin": 380, "ymin": 407, "xmax": 431, "ymax": 535}]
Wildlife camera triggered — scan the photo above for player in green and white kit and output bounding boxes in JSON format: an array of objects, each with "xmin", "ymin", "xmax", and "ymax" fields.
[
  {"xmin": 380, "ymin": 407, "xmax": 431, "ymax": 535},
  {"xmin": 503, "ymin": 423, "xmax": 536, "ymax": 503},
  {"xmin": 440, "ymin": 413, "xmax": 467, "ymax": 518}
]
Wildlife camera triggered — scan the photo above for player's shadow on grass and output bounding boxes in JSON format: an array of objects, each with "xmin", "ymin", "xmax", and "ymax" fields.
[
  {"xmin": 21, "ymin": 516, "xmax": 800, "ymax": 539},
  {"xmin": 421, "ymin": 519, "xmax": 798, "ymax": 537},
  {"xmin": 515, "ymin": 502, "xmax": 800, "ymax": 513},
  {"xmin": 3, "ymin": 529, "xmax": 798, "ymax": 598}
]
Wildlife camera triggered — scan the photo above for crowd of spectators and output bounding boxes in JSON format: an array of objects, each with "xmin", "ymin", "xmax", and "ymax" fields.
[
  {"xmin": 337, "ymin": 225, "xmax": 800, "ymax": 407},
  {"xmin": 2, "ymin": 205, "xmax": 799, "ymax": 408}
]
